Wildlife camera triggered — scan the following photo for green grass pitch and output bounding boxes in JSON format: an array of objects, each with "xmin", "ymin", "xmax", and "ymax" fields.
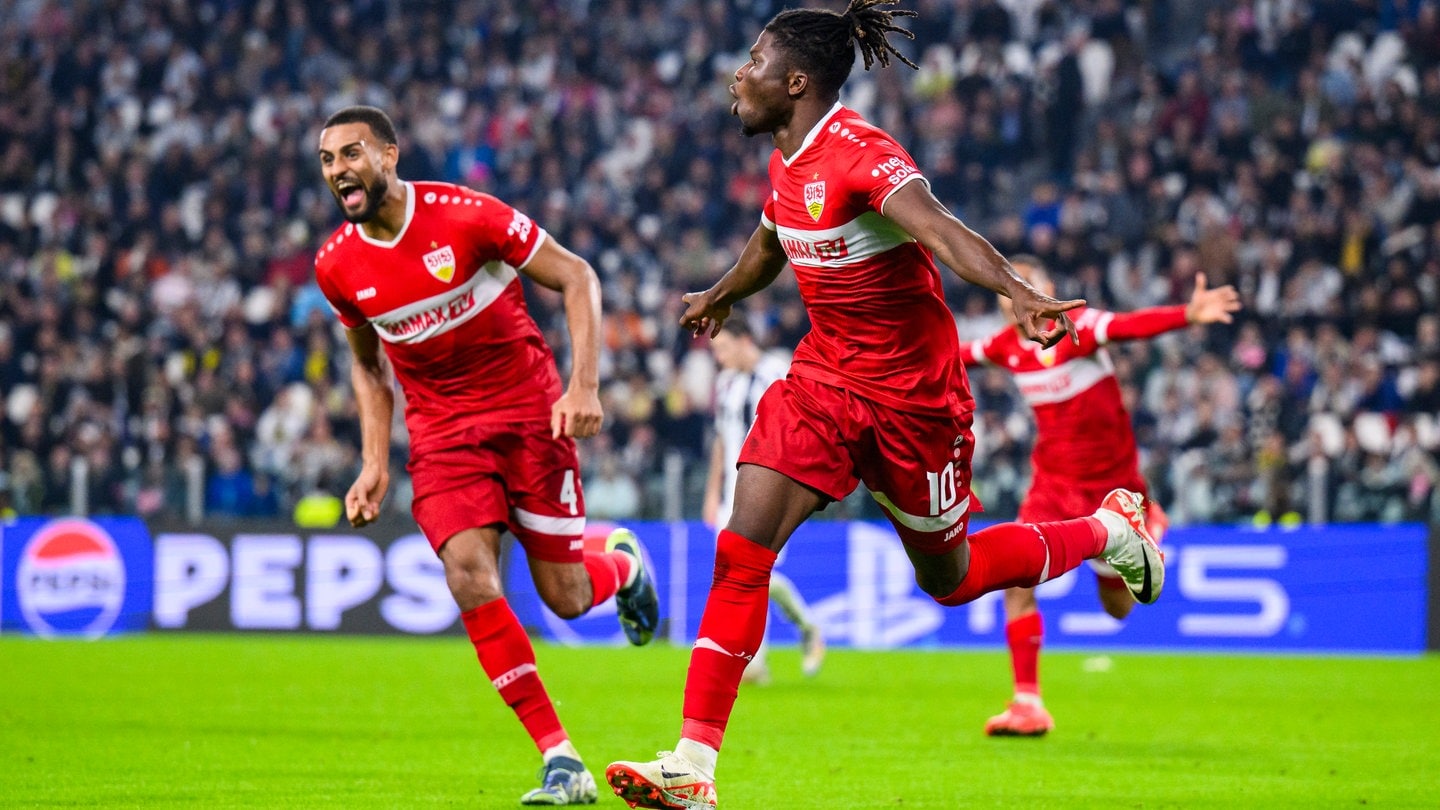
[{"xmin": 1, "ymin": 635, "xmax": 1436, "ymax": 808}]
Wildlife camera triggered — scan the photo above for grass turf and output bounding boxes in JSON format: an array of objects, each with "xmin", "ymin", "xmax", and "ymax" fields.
[{"xmin": 1, "ymin": 635, "xmax": 1436, "ymax": 808}]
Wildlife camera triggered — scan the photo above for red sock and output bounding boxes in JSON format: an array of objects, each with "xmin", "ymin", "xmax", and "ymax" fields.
[
  {"xmin": 461, "ymin": 598, "xmax": 567, "ymax": 753},
  {"xmin": 937, "ymin": 518, "xmax": 1106, "ymax": 606},
  {"xmin": 1006, "ymin": 611, "xmax": 1044, "ymax": 697},
  {"xmin": 680, "ymin": 529, "xmax": 777, "ymax": 751},
  {"xmin": 582, "ymin": 550, "xmax": 633, "ymax": 608}
]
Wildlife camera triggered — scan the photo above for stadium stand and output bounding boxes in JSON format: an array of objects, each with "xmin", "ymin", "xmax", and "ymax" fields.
[{"xmin": 0, "ymin": 0, "xmax": 1436, "ymax": 526}]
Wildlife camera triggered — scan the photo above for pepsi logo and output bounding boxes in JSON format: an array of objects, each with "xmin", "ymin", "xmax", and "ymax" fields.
[{"xmin": 16, "ymin": 519, "xmax": 127, "ymax": 638}]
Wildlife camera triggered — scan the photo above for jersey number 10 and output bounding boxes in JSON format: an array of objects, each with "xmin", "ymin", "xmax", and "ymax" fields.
[{"xmin": 926, "ymin": 465, "xmax": 959, "ymax": 516}]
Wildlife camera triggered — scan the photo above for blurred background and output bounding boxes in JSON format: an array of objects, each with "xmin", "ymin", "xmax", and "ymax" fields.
[{"xmin": 0, "ymin": 0, "xmax": 1437, "ymax": 532}]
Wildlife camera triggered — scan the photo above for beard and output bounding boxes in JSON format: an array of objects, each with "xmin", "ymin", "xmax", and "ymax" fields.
[{"xmin": 336, "ymin": 175, "xmax": 389, "ymax": 224}]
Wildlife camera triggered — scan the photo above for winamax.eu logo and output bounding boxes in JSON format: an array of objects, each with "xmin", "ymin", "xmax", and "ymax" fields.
[{"xmin": 16, "ymin": 519, "xmax": 126, "ymax": 638}]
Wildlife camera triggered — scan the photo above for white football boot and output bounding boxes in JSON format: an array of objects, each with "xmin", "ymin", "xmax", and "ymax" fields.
[
  {"xmin": 1092, "ymin": 488, "xmax": 1165, "ymax": 604},
  {"xmin": 606, "ymin": 750, "xmax": 717, "ymax": 809}
]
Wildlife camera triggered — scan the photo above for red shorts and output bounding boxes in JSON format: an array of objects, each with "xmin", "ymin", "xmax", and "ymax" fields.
[
  {"xmin": 408, "ymin": 420, "xmax": 586, "ymax": 563},
  {"xmin": 738, "ymin": 374, "xmax": 981, "ymax": 555}
]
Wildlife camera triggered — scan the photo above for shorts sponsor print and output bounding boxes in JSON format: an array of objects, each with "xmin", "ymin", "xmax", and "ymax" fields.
[
  {"xmin": 409, "ymin": 421, "xmax": 586, "ymax": 563},
  {"xmin": 737, "ymin": 375, "xmax": 981, "ymax": 555}
]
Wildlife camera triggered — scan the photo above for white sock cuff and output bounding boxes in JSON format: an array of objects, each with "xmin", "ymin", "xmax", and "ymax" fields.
[
  {"xmin": 676, "ymin": 738, "xmax": 719, "ymax": 777},
  {"xmin": 542, "ymin": 739, "xmax": 581, "ymax": 764},
  {"xmin": 1094, "ymin": 509, "xmax": 1127, "ymax": 546}
]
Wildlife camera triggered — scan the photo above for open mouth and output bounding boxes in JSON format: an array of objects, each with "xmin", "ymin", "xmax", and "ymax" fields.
[{"xmin": 335, "ymin": 179, "xmax": 365, "ymax": 207}]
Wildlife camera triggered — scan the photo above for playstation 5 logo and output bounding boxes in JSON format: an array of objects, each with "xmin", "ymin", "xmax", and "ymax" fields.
[
  {"xmin": 808, "ymin": 523, "xmax": 944, "ymax": 648},
  {"xmin": 966, "ymin": 568, "xmax": 1127, "ymax": 636}
]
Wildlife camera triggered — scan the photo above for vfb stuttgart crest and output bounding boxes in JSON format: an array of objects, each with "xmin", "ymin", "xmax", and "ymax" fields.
[
  {"xmin": 423, "ymin": 244, "xmax": 457, "ymax": 283},
  {"xmin": 804, "ymin": 180, "xmax": 826, "ymax": 221}
]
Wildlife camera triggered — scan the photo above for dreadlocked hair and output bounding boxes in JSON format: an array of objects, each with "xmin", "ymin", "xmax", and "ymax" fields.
[{"xmin": 764, "ymin": 0, "xmax": 918, "ymax": 95}]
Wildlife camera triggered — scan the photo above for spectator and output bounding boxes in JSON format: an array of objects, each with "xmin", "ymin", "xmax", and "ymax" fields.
[{"xmin": 0, "ymin": 0, "xmax": 1433, "ymax": 526}]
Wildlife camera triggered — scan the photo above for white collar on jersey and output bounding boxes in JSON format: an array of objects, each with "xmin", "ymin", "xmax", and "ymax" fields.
[
  {"xmin": 355, "ymin": 181, "xmax": 416, "ymax": 248},
  {"xmin": 781, "ymin": 101, "xmax": 845, "ymax": 168}
]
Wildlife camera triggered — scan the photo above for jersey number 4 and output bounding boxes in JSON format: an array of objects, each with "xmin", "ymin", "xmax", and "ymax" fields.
[{"xmin": 559, "ymin": 469, "xmax": 578, "ymax": 516}]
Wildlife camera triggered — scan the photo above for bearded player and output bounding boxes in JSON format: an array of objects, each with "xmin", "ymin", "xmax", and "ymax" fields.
[
  {"xmin": 606, "ymin": 3, "xmax": 1164, "ymax": 807},
  {"xmin": 968, "ymin": 256, "xmax": 1239, "ymax": 736},
  {"xmin": 313, "ymin": 105, "xmax": 659, "ymax": 806}
]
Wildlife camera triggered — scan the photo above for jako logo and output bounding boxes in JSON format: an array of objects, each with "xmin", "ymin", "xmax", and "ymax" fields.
[{"xmin": 16, "ymin": 519, "xmax": 126, "ymax": 638}]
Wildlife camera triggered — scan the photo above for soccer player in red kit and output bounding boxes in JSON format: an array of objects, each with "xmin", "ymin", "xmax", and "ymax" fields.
[
  {"xmin": 606, "ymin": 3, "xmax": 1164, "ymax": 807},
  {"xmin": 967, "ymin": 256, "xmax": 1240, "ymax": 737},
  {"xmin": 313, "ymin": 106, "xmax": 659, "ymax": 805}
]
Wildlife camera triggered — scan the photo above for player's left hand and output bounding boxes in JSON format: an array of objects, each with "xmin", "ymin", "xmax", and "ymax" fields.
[
  {"xmin": 553, "ymin": 386, "xmax": 604, "ymax": 439},
  {"xmin": 1185, "ymin": 272, "xmax": 1242, "ymax": 324},
  {"xmin": 1010, "ymin": 286, "xmax": 1084, "ymax": 348}
]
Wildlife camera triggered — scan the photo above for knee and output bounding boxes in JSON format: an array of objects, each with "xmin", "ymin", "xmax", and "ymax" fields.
[
  {"xmin": 914, "ymin": 557, "xmax": 968, "ymax": 603},
  {"xmin": 443, "ymin": 558, "xmax": 504, "ymax": 610},
  {"xmin": 539, "ymin": 585, "xmax": 591, "ymax": 620},
  {"xmin": 919, "ymin": 571, "xmax": 963, "ymax": 603}
]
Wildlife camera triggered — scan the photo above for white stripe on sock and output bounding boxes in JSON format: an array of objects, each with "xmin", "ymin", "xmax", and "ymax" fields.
[
  {"xmin": 1033, "ymin": 525, "xmax": 1052, "ymax": 584},
  {"xmin": 693, "ymin": 637, "xmax": 750, "ymax": 660},
  {"xmin": 492, "ymin": 662, "xmax": 537, "ymax": 690}
]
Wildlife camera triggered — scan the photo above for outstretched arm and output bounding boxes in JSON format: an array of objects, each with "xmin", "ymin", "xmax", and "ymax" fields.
[
  {"xmin": 1104, "ymin": 272, "xmax": 1242, "ymax": 342},
  {"xmin": 680, "ymin": 224, "xmax": 789, "ymax": 338},
  {"xmin": 518, "ymin": 237, "xmax": 604, "ymax": 439},
  {"xmin": 344, "ymin": 324, "xmax": 394, "ymax": 527},
  {"xmin": 882, "ymin": 181, "xmax": 1083, "ymax": 348}
]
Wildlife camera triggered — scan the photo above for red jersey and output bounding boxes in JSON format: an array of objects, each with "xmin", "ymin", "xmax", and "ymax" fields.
[
  {"xmin": 761, "ymin": 104, "xmax": 969, "ymax": 417},
  {"xmin": 314, "ymin": 181, "xmax": 560, "ymax": 454},
  {"xmin": 966, "ymin": 305, "xmax": 1189, "ymax": 492}
]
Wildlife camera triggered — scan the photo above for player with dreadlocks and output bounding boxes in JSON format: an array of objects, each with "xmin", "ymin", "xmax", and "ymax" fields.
[{"xmin": 606, "ymin": 2, "xmax": 1165, "ymax": 807}]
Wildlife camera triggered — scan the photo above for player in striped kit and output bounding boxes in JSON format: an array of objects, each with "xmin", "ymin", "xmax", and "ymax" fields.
[
  {"xmin": 967, "ymin": 256, "xmax": 1239, "ymax": 736},
  {"xmin": 703, "ymin": 319, "xmax": 825, "ymax": 684},
  {"xmin": 314, "ymin": 106, "xmax": 659, "ymax": 805},
  {"xmin": 607, "ymin": 3, "xmax": 1164, "ymax": 807}
]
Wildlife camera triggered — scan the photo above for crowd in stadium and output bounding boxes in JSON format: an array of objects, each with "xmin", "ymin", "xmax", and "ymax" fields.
[{"xmin": 0, "ymin": 0, "xmax": 1437, "ymax": 526}]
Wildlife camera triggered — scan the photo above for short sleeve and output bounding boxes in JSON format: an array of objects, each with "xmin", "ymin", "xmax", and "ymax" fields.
[
  {"xmin": 471, "ymin": 192, "xmax": 548, "ymax": 269},
  {"xmin": 968, "ymin": 338, "xmax": 994, "ymax": 366},
  {"xmin": 314, "ymin": 261, "xmax": 367, "ymax": 329},
  {"xmin": 973, "ymin": 329, "xmax": 1012, "ymax": 366},
  {"xmin": 846, "ymin": 137, "xmax": 928, "ymax": 215},
  {"xmin": 760, "ymin": 190, "xmax": 777, "ymax": 231}
]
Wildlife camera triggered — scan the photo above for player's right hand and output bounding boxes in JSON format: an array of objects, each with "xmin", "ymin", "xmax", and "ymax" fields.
[
  {"xmin": 1010, "ymin": 286, "xmax": 1084, "ymax": 349},
  {"xmin": 680, "ymin": 290, "xmax": 731, "ymax": 338},
  {"xmin": 345, "ymin": 464, "xmax": 390, "ymax": 528}
]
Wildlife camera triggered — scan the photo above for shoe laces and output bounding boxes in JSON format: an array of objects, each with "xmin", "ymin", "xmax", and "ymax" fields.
[{"xmin": 538, "ymin": 760, "xmax": 578, "ymax": 791}]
